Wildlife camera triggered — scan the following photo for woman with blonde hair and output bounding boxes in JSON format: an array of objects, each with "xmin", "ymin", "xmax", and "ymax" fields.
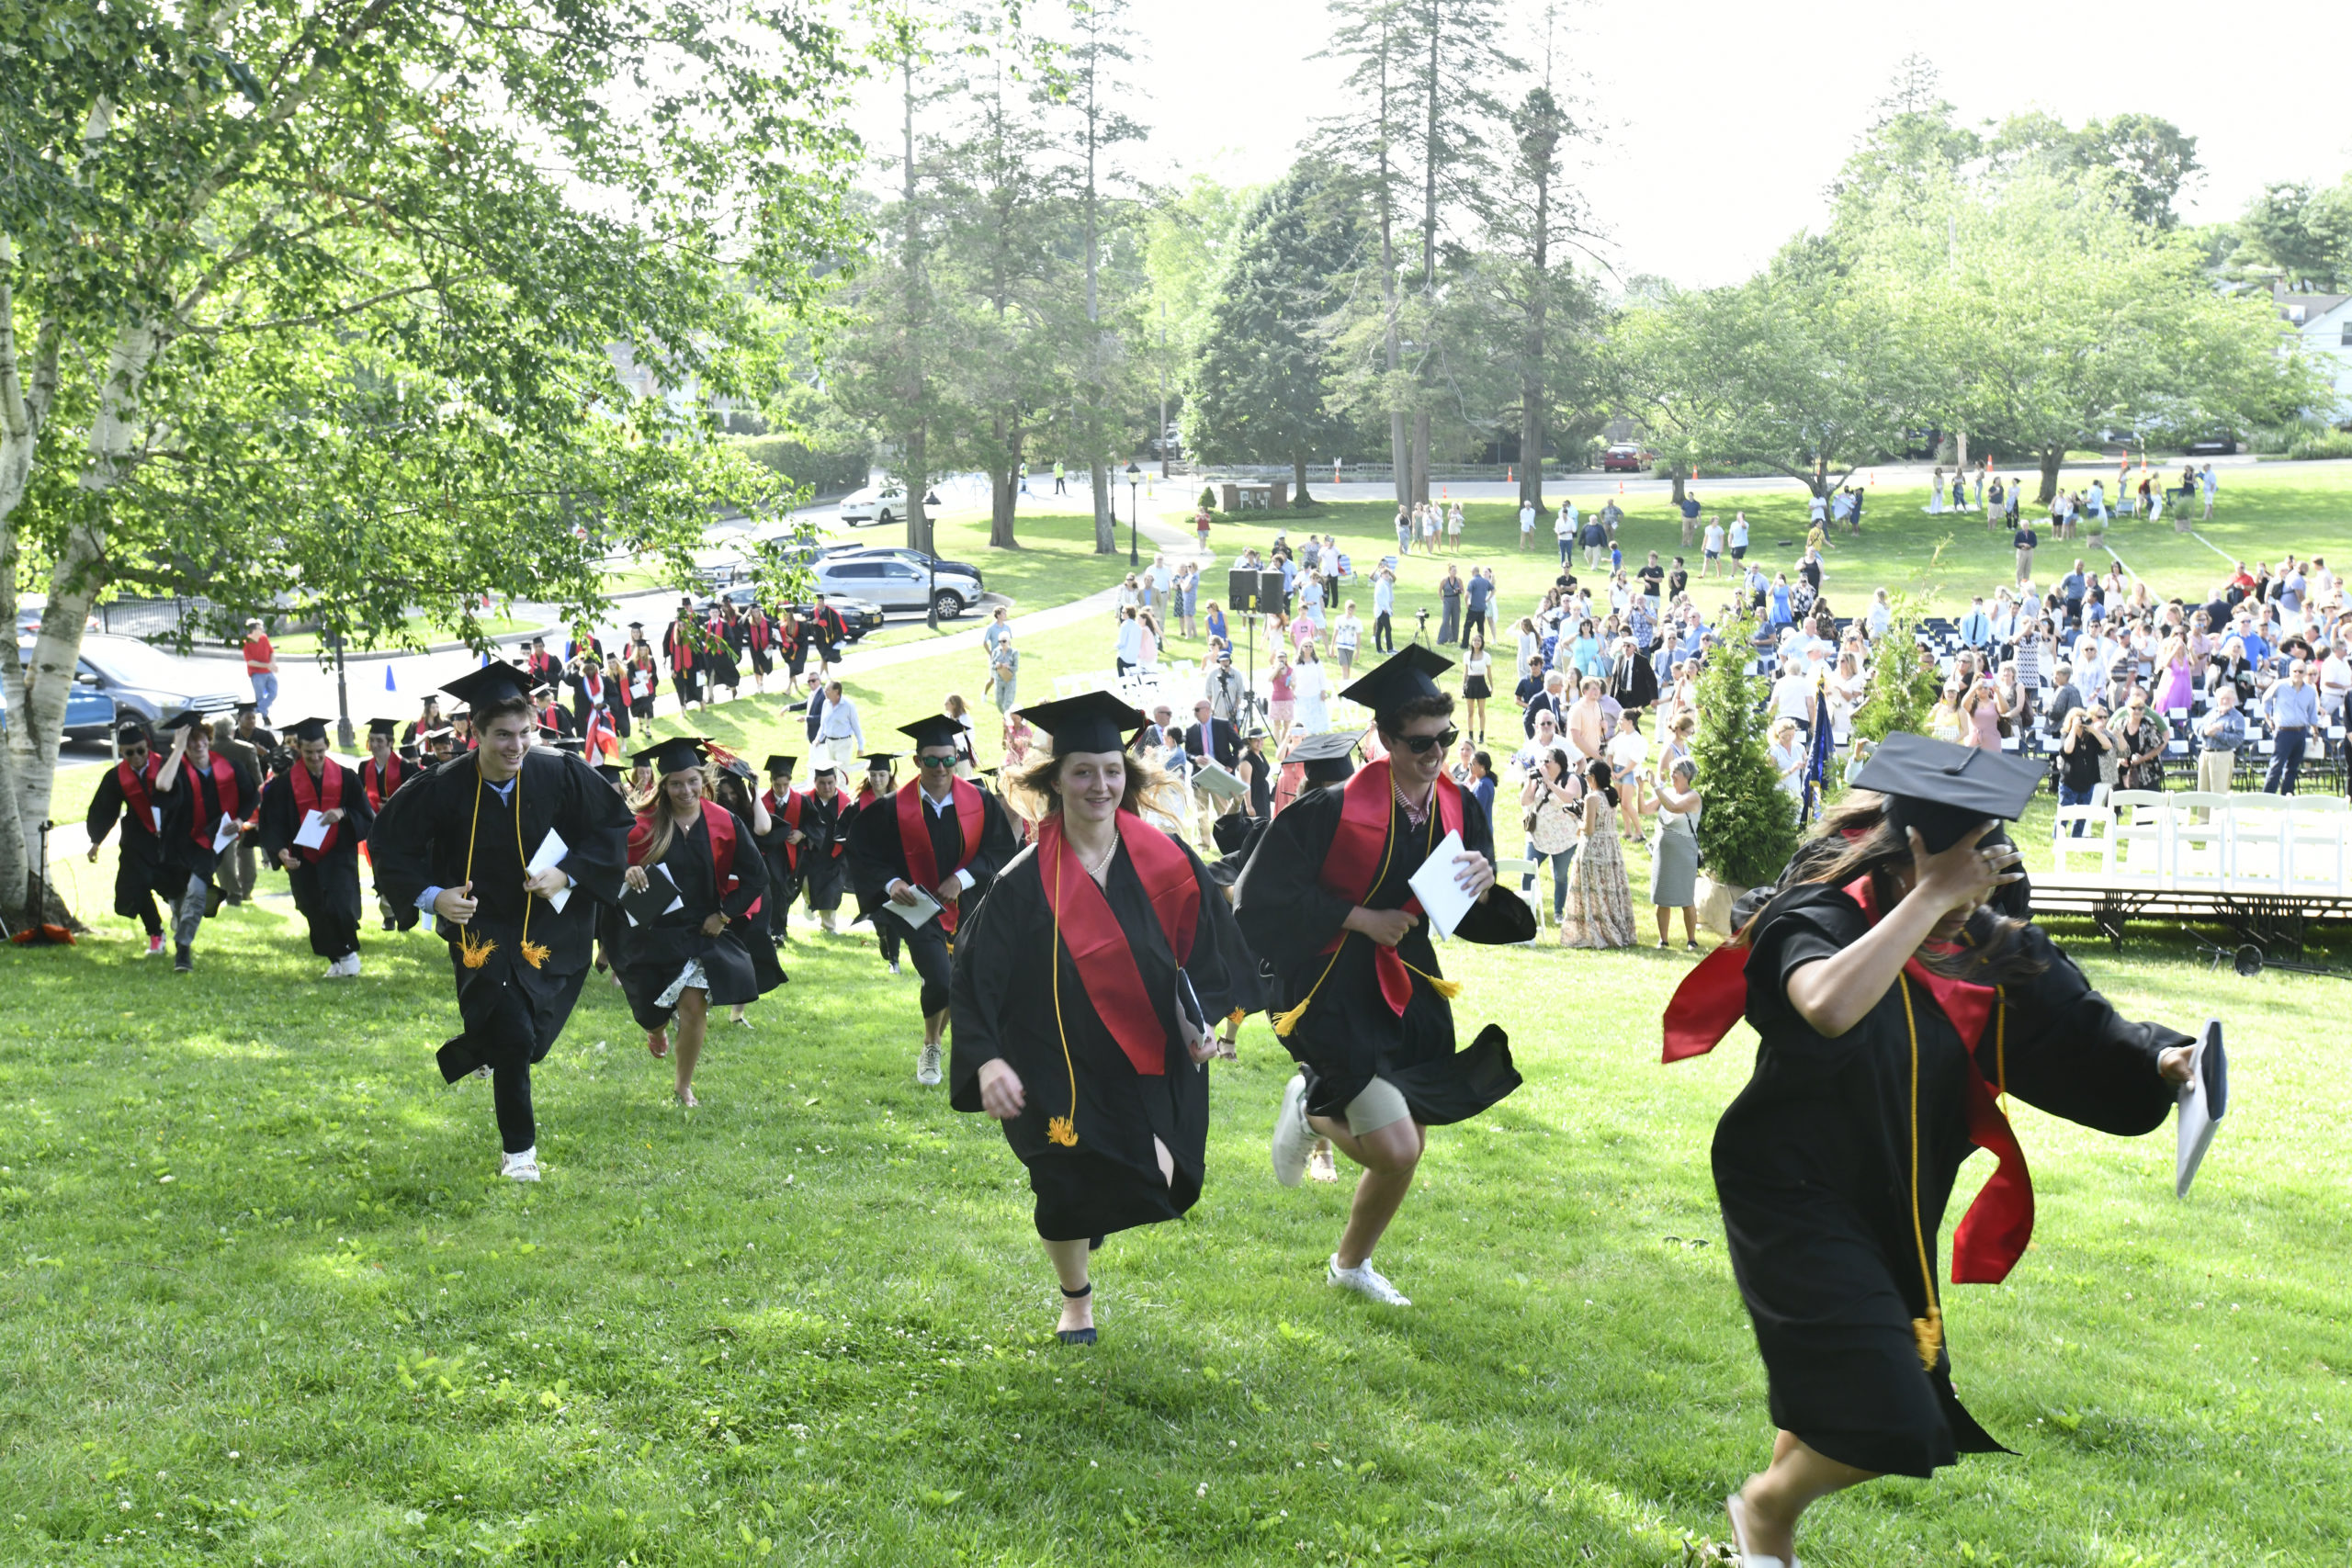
[
  {"xmin": 1559, "ymin": 759, "xmax": 1634, "ymax": 949},
  {"xmin": 952, "ymin": 692, "xmax": 1261, "ymax": 1345}
]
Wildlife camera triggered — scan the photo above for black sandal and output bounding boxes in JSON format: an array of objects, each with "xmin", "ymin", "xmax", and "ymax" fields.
[{"xmin": 1056, "ymin": 1282, "xmax": 1096, "ymax": 1345}]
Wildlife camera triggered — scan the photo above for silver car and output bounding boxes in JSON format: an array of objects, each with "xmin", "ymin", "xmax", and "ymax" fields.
[{"xmin": 810, "ymin": 556, "xmax": 983, "ymax": 619}]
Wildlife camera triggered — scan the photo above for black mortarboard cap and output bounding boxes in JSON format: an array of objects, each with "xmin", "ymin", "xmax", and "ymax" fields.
[
  {"xmin": 1340, "ymin": 645, "xmax": 1454, "ymax": 717},
  {"xmin": 115, "ymin": 720, "xmax": 149, "ymax": 746},
  {"xmin": 367, "ymin": 717, "xmax": 400, "ymax": 738},
  {"xmin": 160, "ymin": 709, "xmax": 209, "ymax": 732},
  {"xmin": 632, "ymin": 735, "xmax": 710, "ymax": 775},
  {"xmin": 897, "ymin": 714, "xmax": 969, "ymax": 750},
  {"xmin": 764, "ymin": 754, "xmax": 797, "ymax": 775},
  {"xmin": 1849, "ymin": 732, "xmax": 2046, "ymax": 854},
  {"xmin": 1291, "ymin": 728, "xmax": 1363, "ymax": 784},
  {"xmin": 1019, "ymin": 691, "xmax": 1147, "ymax": 755},
  {"xmin": 283, "ymin": 716, "xmax": 332, "ymax": 743},
  {"xmin": 595, "ymin": 761, "xmax": 625, "ymax": 783},
  {"xmin": 862, "ymin": 751, "xmax": 899, "ymax": 771},
  {"xmin": 422, "ymin": 726, "xmax": 455, "ymax": 744},
  {"xmin": 438, "ymin": 661, "xmax": 536, "ymax": 710}
]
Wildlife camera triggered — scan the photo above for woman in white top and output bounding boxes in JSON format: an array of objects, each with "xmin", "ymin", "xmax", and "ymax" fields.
[
  {"xmin": 1297, "ymin": 570, "xmax": 1326, "ymax": 641},
  {"xmin": 1826, "ymin": 650, "xmax": 1867, "ymax": 744},
  {"xmin": 1924, "ymin": 466, "xmax": 1947, "ymax": 514},
  {"xmin": 1864, "ymin": 588, "xmax": 1893, "ymax": 642},
  {"xmin": 1515, "ymin": 616, "xmax": 1542, "ymax": 679},
  {"xmin": 1460, "ymin": 631, "xmax": 1493, "ymax": 744},
  {"xmin": 1420, "ymin": 503, "xmax": 1440, "ymax": 554},
  {"xmin": 1445, "ymin": 502, "xmax": 1464, "ymax": 552},
  {"xmin": 1331, "ymin": 601, "xmax": 1363, "ymax": 680},
  {"xmin": 1770, "ymin": 716, "xmax": 1807, "ymax": 796},
  {"xmin": 1604, "ymin": 709, "xmax": 1649, "ymax": 841},
  {"xmin": 1117, "ymin": 574, "xmax": 1141, "ymax": 619},
  {"xmin": 1290, "ymin": 643, "xmax": 1330, "ymax": 732},
  {"xmin": 1136, "ymin": 609, "xmax": 1160, "ymax": 671},
  {"xmin": 1520, "ymin": 747, "xmax": 1581, "ymax": 924}
]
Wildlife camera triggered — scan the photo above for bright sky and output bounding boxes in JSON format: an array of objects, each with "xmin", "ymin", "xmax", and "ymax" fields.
[{"xmin": 857, "ymin": 0, "xmax": 2352, "ymax": 290}]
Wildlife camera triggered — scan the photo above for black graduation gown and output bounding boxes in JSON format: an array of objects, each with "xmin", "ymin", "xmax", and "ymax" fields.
[
  {"xmin": 153, "ymin": 749, "xmax": 261, "ymax": 897},
  {"xmin": 255, "ymin": 760, "xmax": 376, "ymax": 959},
  {"xmin": 368, "ymin": 749, "xmax": 633, "ymax": 1078},
  {"xmin": 845, "ymin": 783, "xmax": 1020, "ymax": 1013},
  {"xmin": 795, "ymin": 791, "xmax": 850, "ymax": 912},
  {"xmin": 1716, "ymin": 884, "xmax": 2191, "ymax": 1478},
  {"xmin": 752, "ymin": 790, "xmax": 805, "ymax": 926},
  {"xmin": 85, "ymin": 761, "xmax": 176, "ymax": 918},
  {"xmin": 1234, "ymin": 784, "xmax": 1534, "ymax": 1124},
  {"xmin": 949, "ymin": 832, "xmax": 1265, "ymax": 1241},
  {"xmin": 613, "ymin": 807, "xmax": 777, "ymax": 1030}
]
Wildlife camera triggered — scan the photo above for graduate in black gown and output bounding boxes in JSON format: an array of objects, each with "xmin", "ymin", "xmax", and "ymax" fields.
[
  {"xmin": 846, "ymin": 719, "xmax": 1020, "ymax": 1088},
  {"xmin": 951, "ymin": 692, "xmax": 1264, "ymax": 1345},
  {"xmin": 367, "ymin": 663, "xmax": 633, "ymax": 1180},
  {"xmin": 357, "ymin": 718, "xmax": 417, "ymax": 930},
  {"xmin": 707, "ymin": 752, "xmax": 789, "ymax": 1024},
  {"xmin": 84, "ymin": 721, "xmax": 174, "ymax": 956},
  {"xmin": 612, "ymin": 738, "xmax": 778, "ymax": 1104},
  {"xmin": 255, "ymin": 716, "xmax": 377, "ymax": 977},
  {"xmin": 752, "ymin": 754, "xmax": 804, "ymax": 941},
  {"xmin": 1234, "ymin": 646, "xmax": 1535, "ymax": 1309},
  {"xmin": 150, "ymin": 709, "xmax": 263, "ymax": 974},
  {"xmin": 796, "ymin": 762, "xmax": 851, "ymax": 933},
  {"xmin": 1660, "ymin": 734, "xmax": 2199, "ymax": 1565},
  {"xmin": 842, "ymin": 753, "xmax": 899, "ymax": 964}
]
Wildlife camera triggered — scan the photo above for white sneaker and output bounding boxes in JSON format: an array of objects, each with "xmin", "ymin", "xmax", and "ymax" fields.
[
  {"xmin": 1270, "ymin": 1075, "xmax": 1314, "ymax": 1188},
  {"xmin": 500, "ymin": 1149, "xmax": 540, "ymax": 1183},
  {"xmin": 1328, "ymin": 1254, "xmax": 1411, "ymax": 1306},
  {"xmin": 916, "ymin": 1043, "xmax": 944, "ymax": 1087},
  {"xmin": 343, "ymin": 953, "xmax": 362, "ymax": 977},
  {"xmin": 888, "ymin": 959, "xmax": 901, "ymax": 976}
]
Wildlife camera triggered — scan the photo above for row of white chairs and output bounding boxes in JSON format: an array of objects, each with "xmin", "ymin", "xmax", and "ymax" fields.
[{"xmin": 2049, "ymin": 789, "xmax": 2352, "ymax": 896}]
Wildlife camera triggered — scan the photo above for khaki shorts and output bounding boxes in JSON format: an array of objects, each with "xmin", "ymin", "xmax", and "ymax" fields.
[{"xmin": 1341, "ymin": 1076, "xmax": 1412, "ymax": 1137}]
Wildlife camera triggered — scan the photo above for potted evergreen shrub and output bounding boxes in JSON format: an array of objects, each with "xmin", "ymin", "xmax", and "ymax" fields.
[{"xmin": 1690, "ymin": 611, "xmax": 1801, "ymax": 934}]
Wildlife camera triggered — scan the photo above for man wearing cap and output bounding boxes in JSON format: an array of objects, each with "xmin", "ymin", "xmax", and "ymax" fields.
[
  {"xmin": 216, "ymin": 705, "xmax": 277, "ymax": 904},
  {"xmin": 1236, "ymin": 646, "xmax": 1536, "ymax": 1307},
  {"xmin": 1662, "ymin": 733, "xmax": 2198, "ymax": 1564},
  {"xmin": 662, "ymin": 598, "xmax": 703, "ymax": 712},
  {"xmin": 358, "ymin": 718, "xmax": 416, "ymax": 928},
  {"xmin": 524, "ymin": 637, "xmax": 563, "ymax": 692},
  {"xmin": 150, "ymin": 710, "xmax": 263, "ymax": 972},
  {"xmin": 367, "ymin": 662, "xmax": 634, "ymax": 1181},
  {"xmin": 846, "ymin": 716, "xmax": 1020, "ymax": 1086},
  {"xmin": 754, "ymin": 755, "xmax": 806, "ymax": 941},
  {"xmin": 796, "ymin": 762, "xmax": 852, "ymax": 934},
  {"xmin": 256, "ymin": 718, "xmax": 377, "ymax": 977},
  {"xmin": 84, "ymin": 721, "xmax": 175, "ymax": 956}
]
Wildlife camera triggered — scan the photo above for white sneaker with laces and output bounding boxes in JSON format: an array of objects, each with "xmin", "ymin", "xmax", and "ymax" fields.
[
  {"xmin": 344, "ymin": 953, "xmax": 362, "ymax": 977},
  {"xmin": 1328, "ymin": 1254, "xmax": 1410, "ymax": 1306},
  {"xmin": 916, "ymin": 1042, "xmax": 944, "ymax": 1086},
  {"xmin": 1270, "ymin": 1075, "xmax": 1315, "ymax": 1188},
  {"xmin": 500, "ymin": 1149, "xmax": 541, "ymax": 1183}
]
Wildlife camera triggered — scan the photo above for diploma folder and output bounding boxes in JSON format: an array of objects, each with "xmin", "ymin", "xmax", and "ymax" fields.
[
  {"xmin": 2175, "ymin": 1018, "xmax": 2227, "ymax": 1198},
  {"xmin": 526, "ymin": 828, "xmax": 571, "ymax": 912},
  {"xmin": 293, "ymin": 810, "xmax": 331, "ymax": 851},
  {"xmin": 1191, "ymin": 759, "xmax": 1249, "ymax": 803},
  {"xmin": 619, "ymin": 863, "xmax": 684, "ymax": 928},
  {"xmin": 1405, "ymin": 829, "xmax": 1475, "ymax": 939},
  {"xmin": 889, "ymin": 886, "xmax": 944, "ymax": 929}
]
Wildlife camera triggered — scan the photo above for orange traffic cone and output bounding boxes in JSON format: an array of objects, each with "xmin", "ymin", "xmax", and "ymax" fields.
[
  {"xmin": 1506, "ymin": 465, "xmax": 1513, "ymax": 483},
  {"xmin": 1618, "ymin": 480, "xmax": 1625, "ymax": 495}
]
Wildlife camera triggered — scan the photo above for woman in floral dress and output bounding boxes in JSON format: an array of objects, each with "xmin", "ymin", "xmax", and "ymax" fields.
[{"xmin": 1559, "ymin": 759, "xmax": 1635, "ymax": 949}]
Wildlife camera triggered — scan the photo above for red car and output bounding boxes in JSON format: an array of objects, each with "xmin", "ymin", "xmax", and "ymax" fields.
[{"xmin": 1600, "ymin": 443, "xmax": 1650, "ymax": 473}]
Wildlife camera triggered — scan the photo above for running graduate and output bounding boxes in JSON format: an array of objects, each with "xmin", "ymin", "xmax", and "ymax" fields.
[
  {"xmin": 83, "ymin": 721, "xmax": 174, "ymax": 955},
  {"xmin": 1234, "ymin": 646, "xmax": 1537, "ymax": 1306},
  {"xmin": 254, "ymin": 716, "xmax": 376, "ymax": 977},
  {"xmin": 1662, "ymin": 734, "xmax": 2200, "ymax": 1566},
  {"xmin": 845, "ymin": 716, "xmax": 1020, "ymax": 1086},
  {"xmin": 950, "ymin": 692, "xmax": 1263, "ymax": 1344},
  {"xmin": 367, "ymin": 662, "xmax": 634, "ymax": 1180}
]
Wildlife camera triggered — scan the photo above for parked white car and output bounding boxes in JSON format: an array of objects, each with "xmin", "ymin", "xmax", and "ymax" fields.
[{"xmin": 836, "ymin": 482, "xmax": 907, "ymax": 527}]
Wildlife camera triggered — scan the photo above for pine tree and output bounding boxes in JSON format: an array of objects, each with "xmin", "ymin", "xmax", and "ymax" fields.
[
  {"xmin": 1852, "ymin": 602, "xmax": 1940, "ymax": 745},
  {"xmin": 1691, "ymin": 612, "xmax": 1801, "ymax": 889}
]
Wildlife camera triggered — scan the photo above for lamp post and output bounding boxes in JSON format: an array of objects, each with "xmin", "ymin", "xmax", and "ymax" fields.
[
  {"xmin": 922, "ymin": 488, "xmax": 944, "ymax": 631},
  {"xmin": 1125, "ymin": 460, "xmax": 1141, "ymax": 568}
]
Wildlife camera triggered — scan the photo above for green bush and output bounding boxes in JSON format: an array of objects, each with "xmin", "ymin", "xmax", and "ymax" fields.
[
  {"xmin": 1690, "ymin": 612, "xmax": 1800, "ymax": 890},
  {"xmin": 729, "ymin": 434, "xmax": 873, "ymax": 497},
  {"xmin": 2287, "ymin": 429, "xmax": 2352, "ymax": 461},
  {"xmin": 1198, "ymin": 486, "xmax": 1217, "ymax": 511},
  {"xmin": 1852, "ymin": 604, "xmax": 1940, "ymax": 745}
]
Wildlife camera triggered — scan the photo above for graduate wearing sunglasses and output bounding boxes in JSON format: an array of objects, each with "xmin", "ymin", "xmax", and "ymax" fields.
[
  {"xmin": 845, "ymin": 716, "xmax": 1021, "ymax": 1089},
  {"xmin": 1235, "ymin": 646, "xmax": 1536, "ymax": 1308}
]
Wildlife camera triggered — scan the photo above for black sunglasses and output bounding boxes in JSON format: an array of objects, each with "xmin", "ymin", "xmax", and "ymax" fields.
[
  {"xmin": 1392, "ymin": 727, "xmax": 1460, "ymax": 755},
  {"xmin": 915, "ymin": 754, "xmax": 958, "ymax": 770}
]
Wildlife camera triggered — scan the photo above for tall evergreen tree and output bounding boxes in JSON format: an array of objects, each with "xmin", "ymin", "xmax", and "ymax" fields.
[
  {"xmin": 1691, "ymin": 613, "xmax": 1800, "ymax": 891},
  {"xmin": 1185, "ymin": 166, "xmax": 1361, "ymax": 507}
]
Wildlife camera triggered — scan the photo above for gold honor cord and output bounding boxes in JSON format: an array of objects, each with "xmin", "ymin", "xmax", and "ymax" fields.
[
  {"xmin": 1045, "ymin": 833, "xmax": 1079, "ymax": 1147},
  {"xmin": 456, "ymin": 765, "xmax": 548, "ymax": 971},
  {"xmin": 1899, "ymin": 977, "xmax": 1945, "ymax": 1372},
  {"xmin": 1271, "ymin": 786, "xmax": 1459, "ymax": 1040}
]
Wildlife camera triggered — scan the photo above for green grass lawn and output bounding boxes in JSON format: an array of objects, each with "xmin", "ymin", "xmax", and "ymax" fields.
[
  {"xmin": 830, "ymin": 500, "xmax": 1161, "ymax": 653},
  {"xmin": 5, "ymin": 867, "xmax": 2346, "ymax": 1566},
  {"xmin": 271, "ymin": 617, "xmax": 537, "ymax": 660}
]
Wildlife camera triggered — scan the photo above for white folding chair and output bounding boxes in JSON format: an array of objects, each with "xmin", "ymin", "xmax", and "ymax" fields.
[
  {"xmin": 2106, "ymin": 789, "xmax": 2169, "ymax": 887},
  {"xmin": 2169, "ymin": 792, "xmax": 2229, "ymax": 886},
  {"xmin": 1493, "ymin": 858, "xmax": 1548, "ymax": 940},
  {"xmin": 2050, "ymin": 802, "xmax": 2113, "ymax": 876},
  {"xmin": 2284, "ymin": 796, "xmax": 2348, "ymax": 896},
  {"xmin": 2224, "ymin": 793, "xmax": 2288, "ymax": 892}
]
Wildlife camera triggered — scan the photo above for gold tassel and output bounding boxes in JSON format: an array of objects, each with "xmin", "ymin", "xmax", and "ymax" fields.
[
  {"xmin": 1404, "ymin": 963, "xmax": 1463, "ymax": 1000},
  {"xmin": 1270, "ymin": 997, "xmax": 1314, "ymax": 1039},
  {"xmin": 1225, "ymin": 1008, "xmax": 1247, "ymax": 1028},
  {"xmin": 1913, "ymin": 1308, "xmax": 1944, "ymax": 1371},
  {"xmin": 1046, "ymin": 1116, "xmax": 1078, "ymax": 1147},
  {"xmin": 519, "ymin": 939, "xmax": 550, "ymax": 970},
  {"xmin": 458, "ymin": 928, "xmax": 496, "ymax": 968}
]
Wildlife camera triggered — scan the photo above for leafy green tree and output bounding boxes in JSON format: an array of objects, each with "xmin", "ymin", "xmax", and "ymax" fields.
[
  {"xmin": 0, "ymin": 0, "xmax": 856, "ymax": 921},
  {"xmin": 1987, "ymin": 110, "xmax": 2202, "ymax": 229},
  {"xmin": 1691, "ymin": 613, "xmax": 1800, "ymax": 890},
  {"xmin": 1185, "ymin": 165, "xmax": 1361, "ymax": 506},
  {"xmin": 1851, "ymin": 606, "xmax": 1941, "ymax": 746},
  {"xmin": 2235, "ymin": 176, "xmax": 2352, "ymax": 292}
]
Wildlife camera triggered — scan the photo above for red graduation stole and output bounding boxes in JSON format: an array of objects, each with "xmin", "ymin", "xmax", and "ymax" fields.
[
  {"xmin": 582, "ymin": 708, "xmax": 618, "ymax": 762},
  {"xmin": 118, "ymin": 755, "xmax": 162, "ymax": 837},
  {"xmin": 580, "ymin": 670, "xmax": 606, "ymax": 708},
  {"xmin": 361, "ymin": 753, "xmax": 404, "ymax": 811},
  {"xmin": 895, "ymin": 778, "xmax": 985, "ymax": 933},
  {"xmin": 764, "ymin": 787, "xmax": 805, "ymax": 870},
  {"xmin": 629, "ymin": 799, "xmax": 756, "ymax": 916},
  {"xmin": 1313, "ymin": 759, "xmax": 1463, "ymax": 1017},
  {"xmin": 664, "ymin": 624, "xmax": 695, "ymax": 671},
  {"xmin": 747, "ymin": 612, "xmax": 770, "ymax": 650},
  {"xmin": 1037, "ymin": 811, "xmax": 1200, "ymax": 1076},
  {"xmin": 183, "ymin": 751, "xmax": 240, "ymax": 847},
  {"xmin": 287, "ymin": 761, "xmax": 345, "ymax": 862},
  {"xmin": 1658, "ymin": 874, "xmax": 2036, "ymax": 1286}
]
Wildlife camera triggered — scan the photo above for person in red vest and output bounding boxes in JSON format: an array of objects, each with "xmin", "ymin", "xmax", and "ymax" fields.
[
  {"xmin": 950, "ymin": 691, "xmax": 1262, "ymax": 1346},
  {"xmin": 739, "ymin": 600, "xmax": 775, "ymax": 694},
  {"xmin": 846, "ymin": 716, "xmax": 1020, "ymax": 1088},
  {"xmin": 662, "ymin": 598, "xmax": 703, "ymax": 711},
  {"xmin": 256, "ymin": 716, "xmax": 377, "ymax": 977},
  {"xmin": 752, "ymin": 754, "xmax": 803, "ymax": 940},
  {"xmin": 707, "ymin": 754, "xmax": 787, "ymax": 1025},
  {"xmin": 796, "ymin": 761, "xmax": 850, "ymax": 934},
  {"xmin": 1235, "ymin": 646, "xmax": 1533, "ymax": 1310},
  {"xmin": 359, "ymin": 717, "xmax": 414, "ymax": 929},
  {"xmin": 524, "ymin": 637, "xmax": 564, "ymax": 692},
  {"xmin": 1661, "ymin": 734, "xmax": 2198, "ymax": 1565},
  {"xmin": 84, "ymin": 720, "xmax": 174, "ymax": 956},
  {"xmin": 614, "ymin": 737, "xmax": 778, "ymax": 1106},
  {"xmin": 842, "ymin": 752, "xmax": 899, "ymax": 966},
  {"xmin": 150, "ymin": 709, "xmax": 262, "ymax": 973}
]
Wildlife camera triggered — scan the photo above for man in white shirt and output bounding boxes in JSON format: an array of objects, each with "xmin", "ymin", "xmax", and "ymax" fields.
[
  {"xmin": 1554, "ymin": 499, "xmax": 1578, "ymax": 566},
  {"xmin": 1771, "ymin": 660, "xmax": 1816, "ymax": 729},
  {"xmin": 1519, "ymin": 500, "xmax": 1536, "ymax": 551},
  {"xmin": 2317, "ymin": 640, "xmax": 2351, "ymax": 725},
  {"xmin": 813, "ymin": 681, "xmax": 865, "ymax": 774},
  {"xmin": 1702, "ymin": 515, "xmax": 1724, "ymax": 578},
  {"xmin": 1728, "ymin": 513, "xmax": 1750, "ymax": 561}
]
